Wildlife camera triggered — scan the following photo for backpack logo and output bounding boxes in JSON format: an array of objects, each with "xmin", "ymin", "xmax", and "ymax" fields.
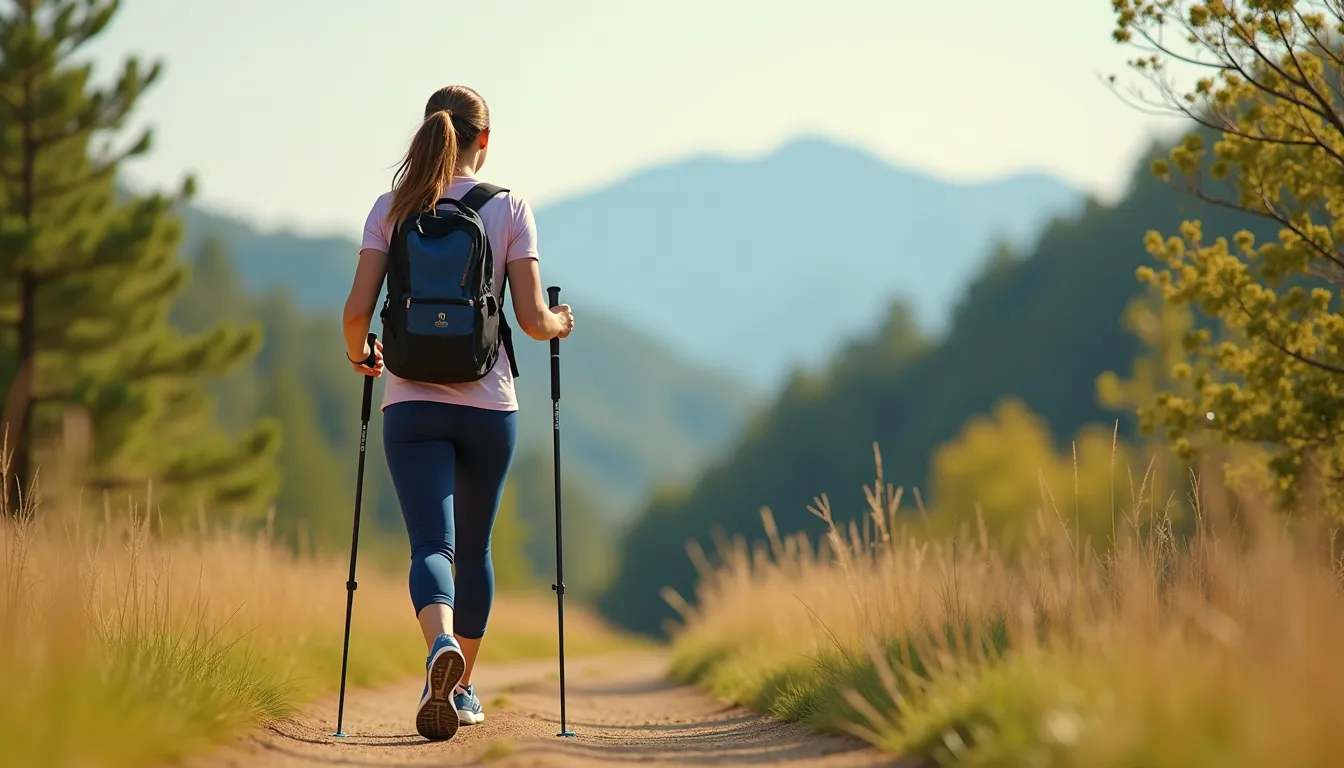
[{"xmin": 435, "ymin": 312, "xmax": 448, "ymax": 328}]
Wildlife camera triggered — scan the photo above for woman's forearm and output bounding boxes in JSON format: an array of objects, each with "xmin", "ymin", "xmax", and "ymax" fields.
[
  {"xmin": 534, "ymin": 309, "xmax": 565, "ymax": 340},
  {"xmin": 342, "ymin": 304, "xmax": 373, "ymax": 361},
  {"xmin": 343, "ymin": 249, "xmax": 389, "ymax": 362}
]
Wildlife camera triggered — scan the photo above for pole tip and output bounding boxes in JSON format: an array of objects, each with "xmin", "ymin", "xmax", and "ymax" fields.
[
  {"xmin": 557, "ymin": 731, "xmax": 577, "ymax": 738},
  {"xmin": 332, "ymin": 732, "xmax": 349, "ymax": 738}
]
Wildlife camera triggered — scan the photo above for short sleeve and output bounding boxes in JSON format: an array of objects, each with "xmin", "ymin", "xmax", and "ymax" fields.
[
  {"xmin": 505, "ymin": 196, "xmax": 539, "ymax": 263},
  {"xmin": 361, "ymin": 194, "xmax": 393, "ymax": 252}
]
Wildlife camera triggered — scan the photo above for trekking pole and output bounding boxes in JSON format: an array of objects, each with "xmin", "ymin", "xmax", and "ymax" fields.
[
  {"xmin": 333, "ymin": 332, "xmax": 378, "ymax": 739},
  {"xmin": 547, "ymin": 286, "xmax": 576, "ymax": 739}
]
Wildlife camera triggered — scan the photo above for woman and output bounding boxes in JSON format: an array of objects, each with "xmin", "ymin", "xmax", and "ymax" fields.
[{"xmin": 341, "ymin": 84, "xmax": 574, "ymax": 742}]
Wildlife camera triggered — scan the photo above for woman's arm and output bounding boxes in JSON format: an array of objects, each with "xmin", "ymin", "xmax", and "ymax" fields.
[
  {"xmin": 506, "ymin": 258, "xmax": 573, "ymax": 341},
  {"xmin": 342, "ymin": 248, "xmax": 388, "ymax": 373}
]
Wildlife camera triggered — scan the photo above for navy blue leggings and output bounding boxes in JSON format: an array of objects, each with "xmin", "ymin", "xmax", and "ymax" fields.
[{"xmin": 382, "ymin": 400, "xmax": 517, "ymax": 639}]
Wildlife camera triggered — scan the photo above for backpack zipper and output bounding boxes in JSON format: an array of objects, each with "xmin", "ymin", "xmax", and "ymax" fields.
[{"xmin": 406, "ymin": 297, "xmax": 475, "ymax": 308}]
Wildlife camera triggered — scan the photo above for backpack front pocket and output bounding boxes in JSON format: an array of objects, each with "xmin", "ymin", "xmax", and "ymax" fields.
[{"xmin": 406, "ymin": 297, "xmax": 476, "ymax": 338}]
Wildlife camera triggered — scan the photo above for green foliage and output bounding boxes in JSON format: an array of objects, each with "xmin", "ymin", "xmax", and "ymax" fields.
[
  {"xmin": 922, "ymin": 399, "xmax": 1129, "ymax": 554},
  {"xmin": 1096, "ymin": 287, "xmax": 1197, "ymax": 425},
  {"xmin": 1112, "ymin": 1, "xmax": 1344, "ymax": 514},
  {"xmin": 0, "ymin": 0, "xmax": 277, "ymax": 516}
]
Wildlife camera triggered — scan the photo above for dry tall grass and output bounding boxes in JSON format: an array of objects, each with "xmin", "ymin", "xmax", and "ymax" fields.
[
  {"xmin": 669, "ymin": 446, "xmax": 1344, "ymax": 767},
  {"xmin": 0, "ymin": 454, "xmax": 633, "ymax": 768},
  {"xmin": 1, "ymin": 493, "xmax": 423, "ymax": 767}
]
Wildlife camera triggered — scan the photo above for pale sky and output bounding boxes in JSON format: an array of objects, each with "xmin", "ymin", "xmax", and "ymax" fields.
[{"xmin": 80, "ymin": 0, "xmax": 1183, "ymax": 240}]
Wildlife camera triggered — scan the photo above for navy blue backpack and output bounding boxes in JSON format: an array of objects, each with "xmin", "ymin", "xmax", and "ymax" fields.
[{"xmin": 379, "ymin": 183, "xmax": 519, "ymax": 384}]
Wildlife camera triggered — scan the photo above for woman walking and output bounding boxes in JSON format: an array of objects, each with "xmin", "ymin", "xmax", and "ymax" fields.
[{"xmin": 341, "ymin": 84, "xmax": 574, "ymax": 742}]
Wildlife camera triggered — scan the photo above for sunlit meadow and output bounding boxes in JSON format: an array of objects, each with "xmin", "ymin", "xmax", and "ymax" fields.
[{"xmin": 669, "ymin": 446, "xmax": 1344, "ymax": 767}]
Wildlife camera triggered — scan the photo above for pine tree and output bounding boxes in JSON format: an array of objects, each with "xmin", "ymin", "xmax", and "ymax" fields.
[{"xmin": 0, "ymin": 0, "xmax": 279, "ymax": 516}]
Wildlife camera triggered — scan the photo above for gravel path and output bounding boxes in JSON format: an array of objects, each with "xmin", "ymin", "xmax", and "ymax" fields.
[{"xmin": 187, "ymin": 651, "xmax": 909, "ymax": 767}]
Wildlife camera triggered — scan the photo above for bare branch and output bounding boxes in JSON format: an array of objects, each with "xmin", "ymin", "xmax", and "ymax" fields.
[
  {"xmin": 1268, "ymin": 11, "xmax": 1344, "ymax": 148},
  {"xmin": 1132, "ymin": 25, "xmax": 1235, "ymax": 73},
  {"xmin": 1191, "ymin": 177, "xmax": 1344, "ymax": 274},
  {"xmin": 1293, "ymin": 8, "xmax": 1344, "ymax": 98},
  {"xmin": 1214, "ymin": 23, "xmax": 1341, "ymax": 134}
]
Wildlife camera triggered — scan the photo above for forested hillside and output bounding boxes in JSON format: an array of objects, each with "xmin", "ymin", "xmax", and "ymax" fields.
[{"xmin": 599, "ymin": 134, "xmax": 1281, "ymax": 636}]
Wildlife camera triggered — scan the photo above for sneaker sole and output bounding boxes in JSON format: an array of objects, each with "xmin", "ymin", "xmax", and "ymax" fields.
[
  {"xmin": 457, "ymin": 708, "xmax": 485, "ymax": 725},
  {"xmin": 416, "ymin": 645, "xmax": 466, "ymax": 741}
]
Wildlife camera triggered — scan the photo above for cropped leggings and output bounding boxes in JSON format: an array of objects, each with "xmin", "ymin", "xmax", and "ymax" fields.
[{"xmin": 382, "ymin": 400, "xmax": 517, "ymax": 639}]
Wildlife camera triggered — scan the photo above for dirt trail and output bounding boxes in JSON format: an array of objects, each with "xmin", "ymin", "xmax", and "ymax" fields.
[{"xmin": 188, "ymin": 650, "xmax": 910, "ymax": 767}]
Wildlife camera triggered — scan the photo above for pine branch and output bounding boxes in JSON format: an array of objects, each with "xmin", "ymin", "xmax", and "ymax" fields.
[
  {"xmin": 88, "ymin": 422, "xmax": 280, "ymax": 492},
  {"xmin": 28, "ymin": 157, "xmax": 118, "ymax": 203}
]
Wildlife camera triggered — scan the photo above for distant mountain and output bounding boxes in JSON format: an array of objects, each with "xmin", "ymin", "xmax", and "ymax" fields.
[
  {"xmin": 174, "ymin": 204, "xmax": 759, "ymax": 519},
  {"xmin": 178, "ymin": 206, "xmax": 358, "ymax": 310},
  {"xmin": 532, "ymin": 136, "xmax": 1085, "ymax": 387}
]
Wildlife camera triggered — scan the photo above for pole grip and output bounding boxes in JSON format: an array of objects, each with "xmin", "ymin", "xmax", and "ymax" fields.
[
  {"xmin": 547, "ymin": 287, "xmax": 561, "ymax": 401},
  {"xmin": 360, "ymin": 332, "xmax": 377, "ymax": 422}
]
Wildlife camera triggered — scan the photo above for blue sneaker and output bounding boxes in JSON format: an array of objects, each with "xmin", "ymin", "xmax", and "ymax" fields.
[
  {"xmin": 415, "ymin": 634, "xmax": 466, "ymax": 741},
  {"xmin": 454, "ymin": 683, "xmax": 485, "ymax": 725}
]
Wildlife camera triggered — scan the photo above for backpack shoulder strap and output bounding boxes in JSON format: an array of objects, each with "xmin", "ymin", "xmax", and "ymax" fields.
[
  {"xmin": 458, "ymin": 182, "xmax": 520, "ymax": 378},
  {"xmin": 498, "ymin": 276, "xmax": 520, "ymax": 378},
  {"xmin": 459, "ymin": 182, "xmax": 509, "ymax": 213}
]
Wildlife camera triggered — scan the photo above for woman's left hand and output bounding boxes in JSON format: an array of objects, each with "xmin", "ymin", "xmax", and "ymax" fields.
[{"xmin": 349, "ymin": 339, "xmax": 384, "ymax": 377}]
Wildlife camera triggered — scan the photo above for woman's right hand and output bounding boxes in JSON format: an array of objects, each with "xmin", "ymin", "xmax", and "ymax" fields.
[
  {"xmin": 349, "ymin": 338, "xmax": 384, "ymax": 377},
  {"xmin": 551, "ymin": 304, "xmax": 575, "ymax": 339}
]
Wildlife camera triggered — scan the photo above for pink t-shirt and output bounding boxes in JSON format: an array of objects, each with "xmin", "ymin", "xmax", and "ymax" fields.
[{"xmin": 360, "ymin": 172, "xmax": 539, "ymax": 412}]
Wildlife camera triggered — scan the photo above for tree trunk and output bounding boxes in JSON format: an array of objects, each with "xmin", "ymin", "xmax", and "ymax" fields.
[
  {"xmin": 8, "ymin": 30, "xmax": 37, "ymax": 515},
  {"xmin": 8, "ymin": 274, "xmax": 35, "ymax": 515}
]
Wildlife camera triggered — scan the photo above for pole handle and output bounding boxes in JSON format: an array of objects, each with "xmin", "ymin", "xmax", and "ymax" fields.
[
  {"xmin": 360, "ymin": 332, "xmax": 378, "ymax": 422},
  {"xmin": 547, "ymin": 287, "xmax": 561, "ymax": 402}
]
